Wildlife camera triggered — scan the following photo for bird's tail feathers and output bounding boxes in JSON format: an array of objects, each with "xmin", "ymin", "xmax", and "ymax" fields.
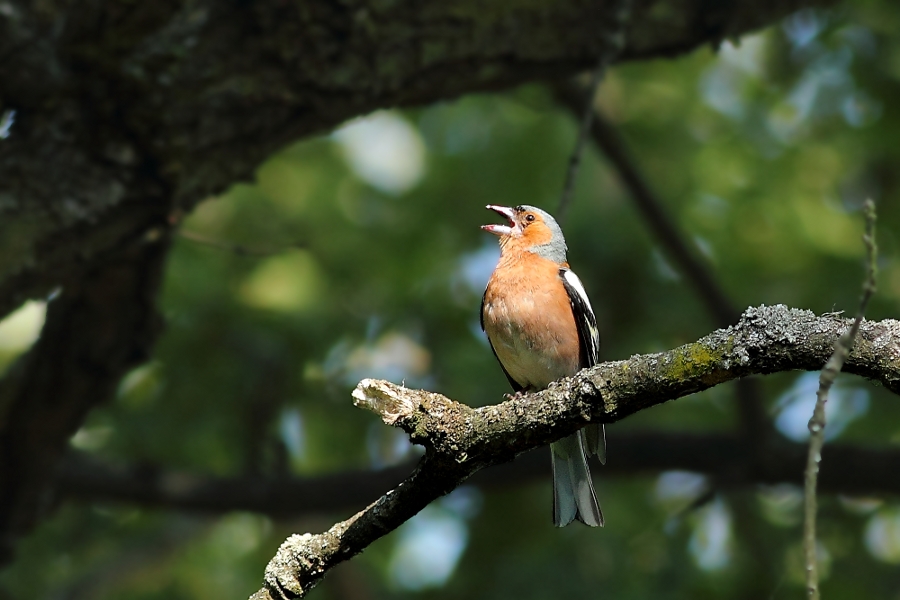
[
  {"xmin": 550, "ymin": 431, "xmax": 603, "ymax": 527},
  {"xmin": 583, "ymin": 423, "xmax": 607, "ymax": 465}
]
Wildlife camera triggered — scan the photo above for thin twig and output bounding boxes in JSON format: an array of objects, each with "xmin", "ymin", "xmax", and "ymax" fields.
[
  {"xmin": 178, "ymin": 230, "xmax": 304, "ymax": 258},
  {"xmin": 804, "ymin": 199, "xmax": 878, "ymax": 599},
  {"xmin": 553, "ymin": 85, "xmax": 769, "ymax": 442},
  {"xmin": 556, "ymin": 59, "xmax": 607, "ymax": 223},
  {"xmin": 556, "ymin": 0, "xmax": 631, "ymax": 223},
  {"xmin": 554, "ymin": 86, "xmax": 736, "ymax": 325}
]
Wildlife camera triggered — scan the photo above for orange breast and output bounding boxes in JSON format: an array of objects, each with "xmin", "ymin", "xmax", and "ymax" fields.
[{"xmin": 482, "ymin": 252, "xmax": 581, "ymax": 390}]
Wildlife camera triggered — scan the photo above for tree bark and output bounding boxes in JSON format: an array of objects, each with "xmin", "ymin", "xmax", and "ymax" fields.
[{"xmin": 0, "ymin": 0, "xmax": 835, "ymax": 314}]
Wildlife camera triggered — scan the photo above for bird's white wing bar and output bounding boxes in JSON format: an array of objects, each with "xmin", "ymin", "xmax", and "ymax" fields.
[{"xmin": 559, "ymin": 268, "xmax": 600, "ymax": 367}]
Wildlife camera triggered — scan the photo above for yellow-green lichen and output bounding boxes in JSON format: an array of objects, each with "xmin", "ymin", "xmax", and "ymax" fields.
[{"xmin": 665, "ymin": 342, "xmax": 728, "ymax": 386}]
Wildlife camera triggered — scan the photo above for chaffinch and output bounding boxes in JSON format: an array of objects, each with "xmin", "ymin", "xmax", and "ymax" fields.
[{"xmin": 481, "ymin": 204, "xmax": 606, "ymax": 527}]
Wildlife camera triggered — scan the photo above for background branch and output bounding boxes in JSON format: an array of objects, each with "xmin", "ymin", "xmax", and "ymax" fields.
[
  {"xmin": 178, "ymin": 230, "xmax": 306, "ymax": 258},
  {"xmin": 555, "ymin": 0, "xmax": 631, "ymax": 223},
  {"xmin": 554, "ymin": 84, "xmax": 737, "ymax": 325},
  {"xmin": 56, "ymin": 433, "xmax": 900, "ymax": 518},
  {"xmin": 554, "ymin": 83, "xmax": 769, "ymax": 444}
]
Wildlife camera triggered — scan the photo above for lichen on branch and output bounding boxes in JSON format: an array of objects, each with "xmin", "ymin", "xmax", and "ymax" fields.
[{"xmin": 252, "ymin": 304, "xmax": 900, "ymax": 600}]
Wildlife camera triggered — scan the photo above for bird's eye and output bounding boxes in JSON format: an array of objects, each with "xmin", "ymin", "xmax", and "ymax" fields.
[{"xmin": 525, "ymin": 214, "xmax": 535, "ymax": 222}]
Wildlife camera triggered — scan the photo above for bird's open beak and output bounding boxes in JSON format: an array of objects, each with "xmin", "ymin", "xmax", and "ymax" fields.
[{"xmin": 481, "ymin": 205, "xmax": 516, "ymax": 236}]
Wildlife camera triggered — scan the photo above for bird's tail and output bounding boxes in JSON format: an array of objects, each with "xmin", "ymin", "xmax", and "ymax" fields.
[
  {"xmin": 550, "ymin": 430, "xmax": 603, "ymax": 527},
  {"xmin": 583, "ymin": 423, "xmax": 607, "ymax": 465}
]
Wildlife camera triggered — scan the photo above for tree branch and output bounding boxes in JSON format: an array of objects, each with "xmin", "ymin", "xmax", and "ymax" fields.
[
  {"xmin": 251, "ymin": 305, "xmax": 900, "ymax": 599},
  {"xmin": 555, "ymin": 0, "xmax": 631, "ymax": 223},
  {"xmin": 56, "ymin": 432, "xmax": 900, "ymax": 519},
  {"xmin": 0, "ymin": 234, "xmax": 170, "ymax": 566}
]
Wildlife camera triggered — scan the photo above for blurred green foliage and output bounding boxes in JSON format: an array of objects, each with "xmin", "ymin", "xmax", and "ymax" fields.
[{"xmin": 3, "ymin": 3, "xmax": 900, "ymax": 599}]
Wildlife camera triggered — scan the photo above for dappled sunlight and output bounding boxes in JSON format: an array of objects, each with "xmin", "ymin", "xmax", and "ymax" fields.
[
  {"xmin": 333, "ymin": 111, "xmax": 426, "ymax": 195},
  {"xmin": 117, "ymin": 363, "xmax": 163, "ymax": 409},
  {"xmin": 349, "ymin": 332, "xmax": 431, "ymax": 380},
  {"xmin": 455, "ymin": 242, "xmax": 500, "ymax": 300},
  {"xmin": 0, "ymin": 300, "xmax": 46, "ymax": 372},
  {"xmin": 655, "ymin": 471, "xmax": 709, "ymax": 515},
  {"xmin": 388, "ymin": 509, "xmax": 467, "ymax": 590},
  {"xmin": 774, "ymin": 372, "xmax": 870, "ymax": 442},
  {"xmin": 688, "ymin": 498, "xmax": 733, "ymax": 571},
  {"xmin": 786, "ymin": 540, "xmax": 832, "ymax": 585},
  {"xmin": 186, "ymin": 188, "xmax": 245, "ymax": 231},
  {"xmin": 366, "ymin": 422, "xmax": 415, "ymax": 468},
  {"xmin": 205, "ymin": 513, "xmax": 271, "ymax": 560},
  {"xmin": 238, "ymin": 252, "xmax": 325, "ymax": 313},
  {"xmin": 0, "ymin": 108, "xmax": 14, "ymax": 139},
  {"xmin": 839, "ymin": 496, "xmax": 882, "ymax": 515},
  {"xmin": 70, "ymin": 425, "xmax": 114, "ymax": 452},
  {"xmin": 758, "ymin": 484, "xmax": 804, "ymax": 527},
  {"xmin": 783, "ymin": 9, "xmax": 827, "ymax": 50},
  {"xmin": 278, "ymin": 407, "xmax": 306, "ymax": 463},
  {"xmin": 387, "ymin": 489, "xmax": 480, "ymax": 590},
  {"xmin": 864, "ymin": 507, "xmax": 900, "ymax": 564},
  {"xmin": 700, "ymin": 35, "xmax": 767, "ymax": 119},
  {"xmin": 326, "ymin": 330, "xmax": 432, "ymax": 387},
  {"xmin": 256, "ymin": 158, "xmax": 319, "ymax": 215}
]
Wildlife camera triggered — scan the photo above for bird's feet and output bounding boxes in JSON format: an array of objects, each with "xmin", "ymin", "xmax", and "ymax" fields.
[{"xmin": 503, "ymin": 391, "xmax": 526, "ymax": 401}]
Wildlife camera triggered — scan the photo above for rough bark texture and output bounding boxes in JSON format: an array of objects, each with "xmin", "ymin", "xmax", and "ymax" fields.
[
  {"xmin": 0, "ymin": 0, "xmax": 835, "ymax": 315},
  {"xmin": 0, "ymin": 0, "xmax": 838, "ymax": 578},
  {"xmin": 252, "ymin": 305, "xmax": 900, "ymax": 599}
]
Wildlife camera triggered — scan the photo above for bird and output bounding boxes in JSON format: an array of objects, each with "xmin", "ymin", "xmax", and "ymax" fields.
[{"xmin": 480, "ymin": 204, "xmax": 605, "ymax": 527}]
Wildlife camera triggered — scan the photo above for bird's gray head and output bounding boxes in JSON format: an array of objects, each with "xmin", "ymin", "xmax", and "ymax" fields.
[{"xmin": 481, "ymin": 204, "xmax": 568, "ymax": 263}]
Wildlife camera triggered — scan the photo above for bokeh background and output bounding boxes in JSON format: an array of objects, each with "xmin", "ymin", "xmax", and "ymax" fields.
[{"xmin": 2, "ymin": 3, "xmax": 900, "ymax": 598}]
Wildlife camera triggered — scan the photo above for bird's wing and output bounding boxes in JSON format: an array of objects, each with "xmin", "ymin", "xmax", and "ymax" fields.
[
  {"xmin": 481, "ymin": 288, "xmax": 524, "ymax": 393},
  {"xmin": 559, "ymin": 267, "xmax": 605, "ymax": 463},
  {"xmin": 559, "ymin": 268, "xmax": 600, "ymax": 368}
]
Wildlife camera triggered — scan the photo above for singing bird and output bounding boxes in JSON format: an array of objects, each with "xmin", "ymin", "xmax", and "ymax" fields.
[{"xmin": 481, "ymin": 204, "xmax": 605, "ymax": 527}]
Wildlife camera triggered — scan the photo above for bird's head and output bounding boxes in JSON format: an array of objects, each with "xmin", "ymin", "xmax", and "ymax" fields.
[{"xmin": 482, "ymin": 204, "xmax": 568, "ymax": 263}]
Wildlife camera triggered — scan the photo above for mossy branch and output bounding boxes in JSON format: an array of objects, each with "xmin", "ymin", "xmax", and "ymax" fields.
[{"xmin": 252, "ymin": 304, "xmax": 900, "ymax": 599}]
